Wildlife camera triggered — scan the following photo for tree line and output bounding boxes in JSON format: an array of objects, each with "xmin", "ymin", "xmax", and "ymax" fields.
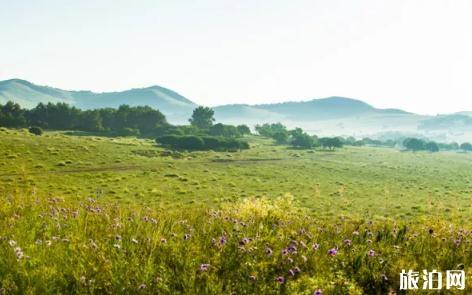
[
  {"xmin": 0, "ymin": 101, "xmax": 167, "ymax": 136},
  {"xmin": 403, "ymin": 137, "xmax": 472, "ymax": 152}
]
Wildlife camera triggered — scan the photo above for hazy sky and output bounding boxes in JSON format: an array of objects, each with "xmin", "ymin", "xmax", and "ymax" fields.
[{"xmin": 1, "ymin": 0, "xmax": 472, "ymax": 114}]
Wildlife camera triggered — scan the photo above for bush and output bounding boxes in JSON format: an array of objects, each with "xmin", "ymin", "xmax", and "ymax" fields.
[
  {"xmin": 28, "ymin": 126, "xmax": 43, "ymax": 136},
  {"xmin": 156, "ymin": 135, "xmax": 249, "ymax": 151}
]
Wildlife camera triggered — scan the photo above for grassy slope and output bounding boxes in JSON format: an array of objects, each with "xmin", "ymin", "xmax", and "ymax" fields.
[
  {"xmin": 1, "ymin": 128, "xmax": 471, "ymax": 222},
  {"xmin": 1, "ymin": 128, "xmax": 472, "ymax": 293}
]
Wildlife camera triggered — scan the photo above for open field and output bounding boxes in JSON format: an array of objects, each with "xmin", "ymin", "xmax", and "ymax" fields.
[
  {"xmin": 1, "ymin": 128, "xmax": 472, "ymax": 294},
  {"xmin": 1, "ymin": 128, "xmax": 472, "ymax": 222}
]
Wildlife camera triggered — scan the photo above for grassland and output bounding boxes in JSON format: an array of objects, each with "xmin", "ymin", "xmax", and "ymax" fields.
[{"xmin": 1, "ymin": 128, "xmax": 472, "ymax": 293}]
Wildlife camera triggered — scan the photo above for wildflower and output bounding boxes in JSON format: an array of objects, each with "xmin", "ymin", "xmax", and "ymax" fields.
[
  {"xmin": 288, "ymin": 269, "xmax": 296, "ymax": 277},
  {"xmin": 366, "ymin": 239, "xmax": 372, "ymax": 244},
  {"xmin": 113, "ymin": 243, "xmax": 121, "ymax": 249},
  {"xmin": 160, "ymin": 238, "xmax": 167, "ymax": 244},
  {"xmin": 275, "ymin": 276, "xmax": 285, "ymax": 284},
  {"xmin": 368, "ymin": 250, "xmax": 376, "ymax": 257},
  {"xmin": 312, "ymin": 243, "xmax": 320, "ymax": 251},
  {"xmin": 8, "ymin": 240, "xmax": 16, "ymax": 247},
  {"xmin": 294, "ymin": 266, "xmax": 301, "ymax": 273},
  {"xmin": 240, "ymin": 237, "xmax": 250, "ymax": 245},
  {"xmin": 200, "ymin": 264, "xmax": 210, "ymax": 271},
  {"xmin": 138, "ymin": 284, "xmax": 146, "ymax": 290},
  {"xmin": 287, "ymin": 245, "xmax": 297, "ymax": 253},
  {"xmin": 301, "ymin": 255, "xmax": 307, "ymax": 262},
  {"xmin": 454, "ymin": 239, "xmax": 461, "ymax": 246},
  {"xmin": 184, "ymin": 234, "xmax": 191, "ymax": 240},
  {"xmin": 265, "ymin": 247, "xmax": 273, "ymax": 255},
  {"xmin": 327, "ymin": 248, "xmax": 337, "ymax": 256},
  {"xmin": 219, "ymin": 236, "xmax": 226, "ymax": 245},
  {"xmin": 282, "ymin": 249, "xmax": 289, "ymax": 255},
  {"xmin": 14, "ymin": 247, "xmax": 24, "ymax": 259},
  {"xmin": 352, "ymin": 231, "xmax": 360, "ymax": 236},
  {"xmin": 428, "ymin": 228, "xmax": 434, "ymax": 234},
  {"xmin": 90, "ymin": 239, "xmax": 98, "ymax": 249},
  {"xmin": 131, "ymin": 238, "xmax": 139, "ymax": 244},
  {"xmin": 115, "ymin": 234, "xmax": 122, "ymax": 241},
  {"xmin": 343, "ymin": 239, "xmax": 352, "ymax": 246},
  {"xmin": 249, "ymin": 275, "xmax": 257, "ymax": 281},
  {"xmin": 314, "ymin": 289, "xmax": 323, "ymax": 295},
  {"xmin": 79, "ymin": 276, "xmax": 87, "ymax": 285},
  {"xmin": 382, "ymin": 274, "xmax": 388, "ymax": 281}
]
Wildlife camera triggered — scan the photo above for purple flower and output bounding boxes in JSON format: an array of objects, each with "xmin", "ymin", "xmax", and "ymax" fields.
[
  {"xmin": 200, "ymin": 264, "xmax": 210, "ymax": 271},
  {"xmin": 368, "ymin": 249, "xmax": 376, "ymax": 257},
  {"xmin": 312, "ymin": 243, "xmax": 320, "ymax": 251},
  {"xmin": 314, "ymin": 289, "xmax": 323, "ymax": 295},
  {"xmin": 454, "ymin": 239, "xmax": 461, "ymax": 246},
  {"xmin": 219, "ymin": 236, "xmax": 226, "ymax": 245},
  {"xmin": 343, "ymin": 239, "xmax": 352, "ymax": 246},
  {"xmin": 275, "ymin": 276, "xmax": 285, "ymax": 284},
  {"xmin": 327, "ymin": 248, "xmax": 337, "ymax": 256},
  {"xmin": 287, "ymin": 245, "xmax": 297, "ymax": 253}
]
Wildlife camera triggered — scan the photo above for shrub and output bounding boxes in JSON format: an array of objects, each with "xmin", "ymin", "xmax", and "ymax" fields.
[
  {"xmin": 156, "ymin": 135, "xmax": 249, "ymax": 151},
  {"xmin": 28, "ymin": 126, "xmax": 43, "ymax": 136}
]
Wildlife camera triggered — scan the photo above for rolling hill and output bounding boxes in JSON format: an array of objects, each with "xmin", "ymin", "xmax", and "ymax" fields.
[
  {"xmin": 0, "ymin": 79, "xmax": 197, "ymax": 123},
  {"xmin": 2, "ymin": 78, "xmax": 471, "ymax": 142}
]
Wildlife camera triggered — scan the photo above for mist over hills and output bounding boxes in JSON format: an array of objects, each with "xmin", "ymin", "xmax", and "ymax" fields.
[
  {"xmin": 1, "ymin": 79, "xmax": 471, "ymax": 142},
  {"xmin": 0, "ymin": 79, "xmax": 197, "ymax": 123}
]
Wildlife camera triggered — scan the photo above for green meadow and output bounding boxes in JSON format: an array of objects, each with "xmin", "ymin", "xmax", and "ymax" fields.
[
  {"xmin": 1, "ymin": 128, "xmax": 471, "ymax": 221},
  {"xmin": 1, "ymin": 128, "xmax": 471, "ymax": 294}
]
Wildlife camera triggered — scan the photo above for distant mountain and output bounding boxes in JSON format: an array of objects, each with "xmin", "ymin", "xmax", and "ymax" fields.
[
  {"xmin": 2, "ymin": 78, "xmax": 472, "ymax": 142},
  {"xmin": 214, "ymin": 97, "xmax": 410, "ymax": 122},
  {"xmin": 0, "ymin": 79, "xmax": 197, "ymax": 123}
]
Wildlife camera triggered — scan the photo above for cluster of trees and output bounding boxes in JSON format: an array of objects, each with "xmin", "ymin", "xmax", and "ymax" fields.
[
  {"xmin": 402, "ymin": 137, "xmax": 472, "ymax": 152},
  {"xmin": 255, "ymin": 123, "xmax": 343, "ymax": 149},
  {"xmin": 0, "ymin": 101, "xmax": 167, "ymax": 136},
  {"xmin": 156, "ymin": 135, "xmax": 249, "ymax": 151},
  {"xmin": 153, "ymin": 107, "xmax": 251, "ymax": 151},
  {"xmin": 0, "ymin": 102, "xmax": 252, "ymax": 152}
]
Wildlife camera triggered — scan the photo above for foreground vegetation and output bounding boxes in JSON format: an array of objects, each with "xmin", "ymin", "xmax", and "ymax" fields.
[
  {"xmin": 1, "ymin": 128, "xmax": 472, "ymax": 293},
  {"xmin": 1, "ymin": 193, "xmax": 471, "ymax": 294}
]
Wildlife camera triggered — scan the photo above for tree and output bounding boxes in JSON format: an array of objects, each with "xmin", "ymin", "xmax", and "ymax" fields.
[
  {"xmin": 403, "ymin": 138, "xmax": 425, "ymax": 151},
  {"xmin": 189, "ymin": 106, "xmax": 215, "ymax": 129},
  {"xmin": 424, "ymin": 141, "xmax": 439, "ymax": 152},
  {"xmin": 255, "ymin": 123, "xmax": 287, "ymax": 137},
  {"xmin": 291, "ymin": 133, "xmax": 314, "ymax": 149},
  {"xmin": 0, "ymin": 101, "xmax": 27, "ymax": 127},
  {"xmin": 272, "ymin": 131, "xmax": 289, "ymax": 144},
  {"xmin": 209, "ymin": 123, "xmax": 240, "ymax": 138},
  {"xmin": 460, "ymin": 142, "xmax": 472, "ymax": 151},
  {"xmin": 319, "ymin": 137, "xmax": 343, "ymax": 150},
  {"xmin": 237, "ymin": 124, "xmax": 251, "ymax": 136}
]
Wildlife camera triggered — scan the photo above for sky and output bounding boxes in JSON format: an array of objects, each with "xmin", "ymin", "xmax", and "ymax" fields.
[{"xmin": 1, "ymin": 0, "xmax": 472, "ymax": 115}]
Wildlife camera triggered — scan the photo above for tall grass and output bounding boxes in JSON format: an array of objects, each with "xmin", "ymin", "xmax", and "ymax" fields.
[{"xmin": 0, "ymin": 192, "xmax": 470, "ymax": 294}]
